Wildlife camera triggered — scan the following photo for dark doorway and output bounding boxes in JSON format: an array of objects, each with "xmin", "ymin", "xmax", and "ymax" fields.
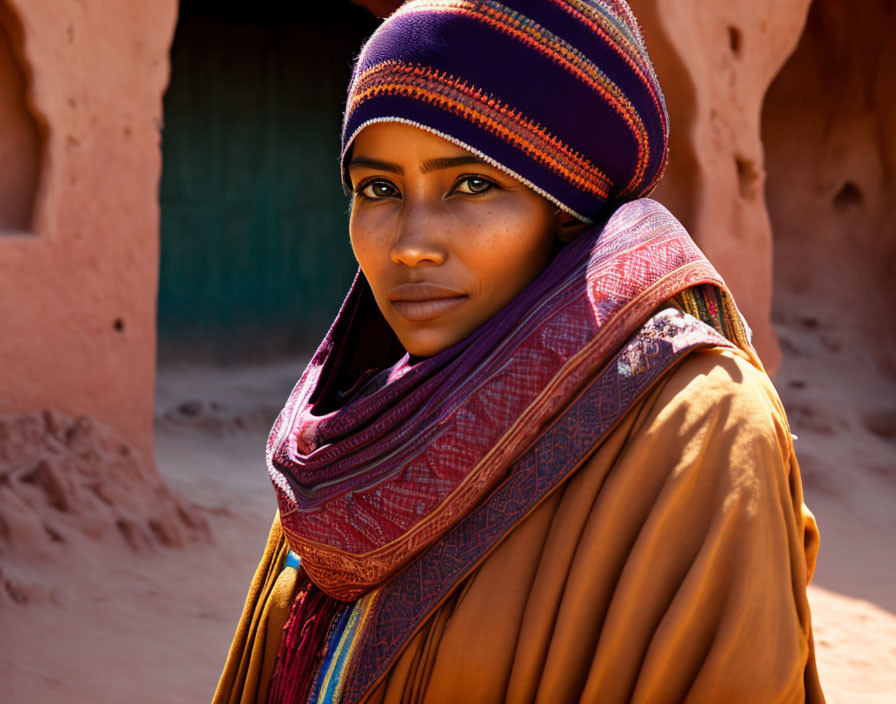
[{"xmin": 158, "ymin": 0, "xmax": 378, "ymax": 363}]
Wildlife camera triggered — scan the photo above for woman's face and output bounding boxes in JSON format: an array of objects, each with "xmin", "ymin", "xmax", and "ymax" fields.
[{"xmin": 348, "ymin": 122, "xmax": 566, "ymax": 357}]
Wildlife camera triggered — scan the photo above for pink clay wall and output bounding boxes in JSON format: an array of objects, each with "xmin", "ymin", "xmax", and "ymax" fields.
[
  {"xmin": 764, "ymin": 0, "xmax": 896, "ymax": 372},
  {"xmin": 628, "ymin": 0, "xmax": 815, "ymax": 372},
  {"xmin": 0, "ymin": 0, "xmax": 179, "ymax": 464}
]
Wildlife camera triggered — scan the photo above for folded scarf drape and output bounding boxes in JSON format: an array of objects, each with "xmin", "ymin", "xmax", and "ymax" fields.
[{"xmin": 266, "ymin": 198, "xmax": 751, "ymax": 601}]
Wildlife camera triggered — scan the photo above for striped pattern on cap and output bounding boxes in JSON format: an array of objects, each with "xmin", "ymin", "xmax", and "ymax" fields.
[{"xmin": 341, "ymin": 0, "xmax": 669, "ymax": 222}]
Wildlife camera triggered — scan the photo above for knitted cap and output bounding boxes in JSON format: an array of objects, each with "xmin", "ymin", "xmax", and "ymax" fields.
[{"xmin": 341, "ymin": 0, "xmax": 669, "ymax": 223}]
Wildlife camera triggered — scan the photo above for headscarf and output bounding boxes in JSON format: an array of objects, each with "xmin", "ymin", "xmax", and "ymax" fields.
[{"xmin": 341, "ymin": 0, "xmax": 669, "ymax": 222}]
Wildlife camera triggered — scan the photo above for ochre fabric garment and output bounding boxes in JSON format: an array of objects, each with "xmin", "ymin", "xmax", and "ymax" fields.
[
  {"xmin": 214, "ymin": 514, "xmax": 300, "ymax": 704},
  {"xmin": 215, "ymin": 346, "xmax": 823, "ymax": 704}
]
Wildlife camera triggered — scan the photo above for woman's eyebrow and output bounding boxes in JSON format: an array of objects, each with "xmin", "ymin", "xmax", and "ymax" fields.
[
  {"xmin": 348, "ymin": 154, "xmax": 487, "ymax": 175},
  {"xmin": 420, "ymin": 155, "xmax": 487, "ymax": 173},
  {"xmin": 348, "ymin": 156, "xmax": 403, "ymax": 174}
]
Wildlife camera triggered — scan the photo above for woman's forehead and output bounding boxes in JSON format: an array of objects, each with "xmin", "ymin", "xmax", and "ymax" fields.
[
  {"xmin": 349, "ymin": 122, "xmax": 507, "ymax": 179},
  {"xmin": 351, "ymin": 122, "xmax": 471, "ymax": 157}
]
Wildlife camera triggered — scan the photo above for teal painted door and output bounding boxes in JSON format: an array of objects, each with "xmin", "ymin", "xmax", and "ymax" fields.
[{"xmin": 159, "ymin": 2, "xmax": 378, "ymax": 362}]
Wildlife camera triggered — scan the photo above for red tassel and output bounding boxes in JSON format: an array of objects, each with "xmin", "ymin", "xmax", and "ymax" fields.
[{"xmin": 267, "ymin": 579, "xmax": 342, "ymax": 704}]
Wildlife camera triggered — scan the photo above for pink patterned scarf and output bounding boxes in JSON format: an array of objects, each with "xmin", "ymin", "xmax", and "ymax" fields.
[{"xmin": 265, "ymin": 198, "xmax": 748, "ymax": 601}]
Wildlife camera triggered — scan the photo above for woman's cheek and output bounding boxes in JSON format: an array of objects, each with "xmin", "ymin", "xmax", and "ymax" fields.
[{"xmin": 350, "ymin": 213, "xmax": 387, "ymax": 270}]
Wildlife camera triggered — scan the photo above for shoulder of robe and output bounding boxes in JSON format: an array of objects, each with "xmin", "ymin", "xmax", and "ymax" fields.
[
  {"xmin": 632, "ymin": 345, "xmax": 795, "ymax": 459},
  {"xmin": 596, "ymin": 345, "xmax": 801, "ymax": 516},
  {"xmin": 631, "ymin": 346, "xmax": 821, "ymax": 585}
]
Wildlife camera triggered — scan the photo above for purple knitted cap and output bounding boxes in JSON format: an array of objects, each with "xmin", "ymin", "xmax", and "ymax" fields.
[{"xmin": 341, "ymin": 0, "xmax": 669, "ymax": 223}]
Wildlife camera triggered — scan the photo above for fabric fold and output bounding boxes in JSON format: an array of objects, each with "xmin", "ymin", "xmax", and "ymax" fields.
[{"xmin": 213, "ymin": 514, "xmax": 297, "ymax": 704}]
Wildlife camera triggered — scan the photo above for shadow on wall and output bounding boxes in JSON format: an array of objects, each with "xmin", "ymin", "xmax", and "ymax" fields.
[
  {"xmin": 0, "ymin": 1, "xmax": 44, "ymax": 233},
  {"xmin": 763, "ymin": 0, "xmax": 896, "ymax": 372}
]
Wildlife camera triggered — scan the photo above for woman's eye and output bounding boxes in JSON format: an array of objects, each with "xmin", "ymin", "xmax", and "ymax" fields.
[
  {"xmin": 453, "ymin": 176, "xmax": 494, "ymax": 195},
  {"xmin": 359, "ymin": 180, "xmax": 399, "ymax": 199}
]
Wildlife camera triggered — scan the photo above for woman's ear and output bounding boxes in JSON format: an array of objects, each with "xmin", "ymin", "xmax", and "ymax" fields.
[{"xmin": 555, "ymin": 210, "xmax": 591, "ymax": 243}]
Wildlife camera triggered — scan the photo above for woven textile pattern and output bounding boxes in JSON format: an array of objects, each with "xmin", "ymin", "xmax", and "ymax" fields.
[
  {"xmin": 341, "ymin": 0, "xmax": 669, "ymax": 222},
  {"xmin": 266, "ymin": 199, "xmax": 750, "ymax": 601}
]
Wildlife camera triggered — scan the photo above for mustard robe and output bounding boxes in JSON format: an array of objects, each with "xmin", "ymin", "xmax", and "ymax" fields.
[{"xmin": 214, "ymin": 346, "xmax": 825, "ymax": 703}]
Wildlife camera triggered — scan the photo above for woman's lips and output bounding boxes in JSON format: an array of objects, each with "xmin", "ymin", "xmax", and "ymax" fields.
[{"xmin": 388, "ymin": 283, "xmax": 467, "ymax": 322}]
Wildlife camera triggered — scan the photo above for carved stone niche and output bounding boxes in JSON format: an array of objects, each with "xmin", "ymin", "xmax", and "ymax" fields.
[{"xmin": 0, "ymin": 2, "xmax": 42, "ymax": 234}]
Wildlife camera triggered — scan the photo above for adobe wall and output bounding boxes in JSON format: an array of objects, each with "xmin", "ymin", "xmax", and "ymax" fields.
[
  {"xmin": 0, "ymin": 0, "xmax": 177, "ymax": 462},
  {"xmin": 0, "ymin": 0, "xmax": 205, "ymax": 568},
  {"xmin": 763, "ymin": 0, "xmax": 896, "ymax": 369},
  {"xmin": 629, "ymin": 0, "xmax": 816, "ymax": 372}
]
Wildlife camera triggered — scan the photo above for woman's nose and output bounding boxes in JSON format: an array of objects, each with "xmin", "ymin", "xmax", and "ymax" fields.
[{"xmin": 390, "ymin": 201, "xmax": 447, "ymax": 268}]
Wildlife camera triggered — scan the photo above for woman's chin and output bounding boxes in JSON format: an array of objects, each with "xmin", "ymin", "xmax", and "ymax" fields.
[
  {"xmin": 398, "ymin": 335, "xmax": 454, "ymax": 359},
  {"xmin": 396, "ymin": 326, "xmax": 469, "ymax": 359},
  {"xmin": 391, "ymin": 303, "xmax": 509, "ymax": 359}
]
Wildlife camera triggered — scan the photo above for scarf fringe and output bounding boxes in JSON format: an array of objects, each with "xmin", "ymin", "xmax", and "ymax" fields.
[{"xmin": 266, "ymin": 580, "xmax": 342, "ymax": 704}]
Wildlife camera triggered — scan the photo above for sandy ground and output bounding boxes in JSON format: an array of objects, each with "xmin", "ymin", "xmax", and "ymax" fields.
[{"xmin": 1, "ymin": 340, "xmax": 895, "ymax": 703}]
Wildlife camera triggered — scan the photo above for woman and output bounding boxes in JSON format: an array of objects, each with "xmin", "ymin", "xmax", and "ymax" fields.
[{"xmin": 215, "ymin": 1, "xmax": 824, "ymax": 702}]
